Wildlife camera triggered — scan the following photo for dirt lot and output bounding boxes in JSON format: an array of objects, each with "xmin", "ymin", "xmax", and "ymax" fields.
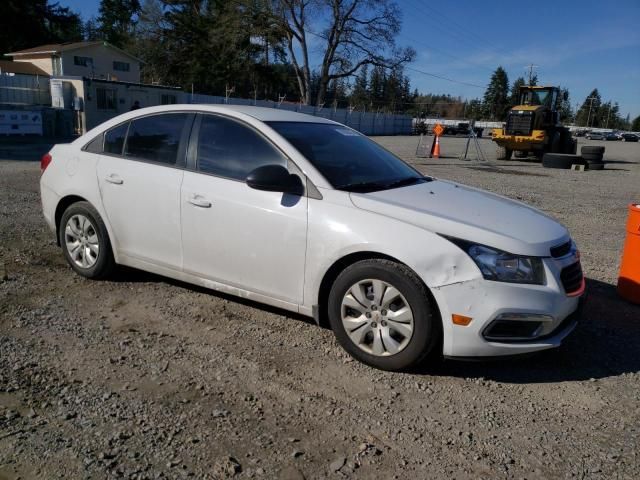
[{"xmin": 1, "ymin": 136, "xmax": 639, "ymax": 479}]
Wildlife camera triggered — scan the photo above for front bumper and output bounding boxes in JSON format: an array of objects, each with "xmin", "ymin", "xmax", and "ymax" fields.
[
  {"xmin": 492, "ymin": 128, "xmax": 546, "ymax": 149},
  {"xmin": 432, "ymin": 256, "xmax": 584, "ymax": 357}
]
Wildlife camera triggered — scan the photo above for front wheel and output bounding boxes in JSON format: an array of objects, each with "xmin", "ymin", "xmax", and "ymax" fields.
[
  {"xmin": 59, "ymin": 201, "xmax": 115, "ymax": 279},
  {"xmin": 495, "ymin": 144, "xmax": 512, "ymax": 160},
  {"xmin": 328, "ymin": 259, "xmax": 440, "ymax": 371}
]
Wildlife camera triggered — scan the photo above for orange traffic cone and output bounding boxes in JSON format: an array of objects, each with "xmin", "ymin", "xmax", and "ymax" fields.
[
  {"xmin": 430, "ymin": 135, "xmax": 441, "ymax": 158},
  {"xmin": 617, "ymin": 203, "xmax": 640, "ymax": 304}
]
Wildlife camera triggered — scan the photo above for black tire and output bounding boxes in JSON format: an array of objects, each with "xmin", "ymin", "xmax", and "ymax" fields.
[
  {"xmin": 496, "ymin": 145, "xmax": 512, "ymax": 160},
  {"xmin": 542, "ymin": 153, "xmax": 585, "ymax": 169},
  {"xmin": 582, "ymin": 152, "xmax": 604, "ymax": 162},
  {"xmin": 328, "ymin": 259, "xmax": 440, "ymax": 371},
  {"xmin": 587, "ymin": 162, "xmax": 604, "ymax": 170},
  {"xmin": 59, "ymin": 201, "xmax": 115, "ymax": 279},
  {"xmin": 581, "ymin": 146, "xmax": 605, "ymax": 155}
]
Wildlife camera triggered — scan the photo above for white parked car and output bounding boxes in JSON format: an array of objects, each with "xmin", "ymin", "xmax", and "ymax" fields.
[{"xmin": 40, "ymin": 105, "xmax": 584, "ymax": 371}]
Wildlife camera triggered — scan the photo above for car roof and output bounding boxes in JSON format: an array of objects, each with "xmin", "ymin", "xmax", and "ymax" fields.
[{"xmin": 124, "ymin": 104, "xmax": 336, "ymax": 124}]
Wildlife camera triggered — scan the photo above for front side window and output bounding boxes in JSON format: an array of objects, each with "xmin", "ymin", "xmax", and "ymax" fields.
[
  {"xmin": 124, "ymin": 113, "xmax": 188, "ymax": 165},
  {"xmin": 197, "ymin": 115, "xmax": 286, "ymax": 180},
  {"xmin": 97, "ymin": 88, "xmax": 117, "ymax": 110},
  {"xmin": 104, "ymin": 123, "xmax": 129, "ymax": 155},
  {"xmin": 267, "ymin": 122, "xmax": 425, "ymax": 192}
]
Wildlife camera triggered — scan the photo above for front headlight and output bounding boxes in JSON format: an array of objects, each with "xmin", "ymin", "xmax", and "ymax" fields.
[{"xmin": 445, "ymin": 237, "xmax": 545, "ymax": 285}]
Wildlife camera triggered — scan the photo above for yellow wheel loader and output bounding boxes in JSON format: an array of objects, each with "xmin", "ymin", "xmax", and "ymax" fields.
[{"xmin": 492, "ymin": 86, "xmax": 576, "ymax": 160}]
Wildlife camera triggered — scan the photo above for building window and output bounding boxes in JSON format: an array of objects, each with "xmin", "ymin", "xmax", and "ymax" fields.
[
  {"xmin": 97, "ymin": 88, "xmax": 117, "ymax": 110},
  {"xmin": 161, "ymin": 94, "xmax": 177, "ymax": 105},
  {"xmin": 113, "ymin": 61, "xmax": 130, "ymax": 72},
  {"xmin": 74, "ymin": 56, "xmax": 93, "ymax": 67}
]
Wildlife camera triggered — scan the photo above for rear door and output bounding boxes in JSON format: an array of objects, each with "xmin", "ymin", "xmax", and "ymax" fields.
[
  {"xmin": 96, "ymin": 112, "xmax": 193, "ymax": 269},
  {"xmin": 180, "ymin": 113, "xmax": 308, "ymax": 304}
]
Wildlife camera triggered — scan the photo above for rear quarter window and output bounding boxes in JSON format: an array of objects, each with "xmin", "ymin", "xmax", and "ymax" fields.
[
  {"xmin": 104, "ymin": 122, "xmax": 129, "ymax": 155},
  {"xmin": 83, "ymin": 134, "xmax": 104, "ymax": 153}
]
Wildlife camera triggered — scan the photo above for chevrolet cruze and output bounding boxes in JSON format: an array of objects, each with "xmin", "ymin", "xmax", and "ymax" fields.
[{"xmin": 40, "ymin": 105, "xmax": 584, "ymax": 371}]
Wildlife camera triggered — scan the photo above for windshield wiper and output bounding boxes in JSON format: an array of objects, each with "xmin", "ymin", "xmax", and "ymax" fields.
[{"xmin": 339, "ymin": 176, "xmax": 427, "ymax": 193}]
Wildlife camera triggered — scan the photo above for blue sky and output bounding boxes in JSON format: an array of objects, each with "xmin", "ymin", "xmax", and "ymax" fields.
[{"xmin": 60, "ymin": 0, "xmax": 640, "ymax": 118}]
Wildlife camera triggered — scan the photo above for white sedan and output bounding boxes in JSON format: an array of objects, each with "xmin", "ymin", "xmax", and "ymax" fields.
[{"xmin": 40, "ymin": 105, "xmax": 584, "ymax": 370}]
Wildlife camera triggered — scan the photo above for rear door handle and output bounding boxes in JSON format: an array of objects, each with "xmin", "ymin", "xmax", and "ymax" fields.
[
  {"xmin": 187, "ymin": 195, "xmax": 212, "ymax": 208},
  {"xmin": 105, "ymin": 174, "xmax": 123, "ymax": 185}
]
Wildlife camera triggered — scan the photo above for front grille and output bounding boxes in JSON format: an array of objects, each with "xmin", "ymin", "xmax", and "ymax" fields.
[
  {"xmin": 550, "ymin": 241, "xmax": 572, "ymax": 258},
  {"xmin": 505, "ymin": 111, "xmax": 533, "ymax": 135},
  {"xmin": 560, "ymin": 261, "xmax": 583, "ymax": 294}
]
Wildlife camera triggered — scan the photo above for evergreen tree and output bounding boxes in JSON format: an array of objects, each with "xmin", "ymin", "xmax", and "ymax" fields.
[
  {"xmin": 350, "ymin": 65, "xmax": 369, "ymax": 109},
  {"xmin": 557, "ymin": 87, "xmax": 572, "ymax": 123},
  {"xmin": 575, "ymin": 89, "xmax": 602, "ymax": 127},
  {"xmin": 509, "ymin": 76, "xmax": 525, "ymax": 106},
  {"xmin": 483, "ymin": 66, "xmax": 509, "ymax": 120},
  {"xmin": 0, "ymin": 0, "xmax": 82, "ymax": 52},
  {"xmin": 98, "ymin": 0, "xmax": 141, "ymax": 48},
  {"xmin": 631, "ymin": 115, "xmax": 640, "ymax": 132}
]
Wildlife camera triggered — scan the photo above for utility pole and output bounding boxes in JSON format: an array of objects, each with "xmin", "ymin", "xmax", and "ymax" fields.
[
  {"xmin": 525, "ymin": 64, "xmax": 539, "ymax": 85},
  {"xmin": 605, "ymin": 103, "xmax": 612, "ymax": 129},
  {"xmin": 585, "ymin": 97, "xmax": 597, "ymax": 128}
]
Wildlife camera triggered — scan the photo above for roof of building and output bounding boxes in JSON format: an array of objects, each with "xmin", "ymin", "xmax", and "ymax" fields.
[
  {"xmin": 5, "ymin": 41, "xmax": 142, "ymax": 62},
  {"xmin": 0, "ymin": 59, "xmax": 49, "ymax": 76}
]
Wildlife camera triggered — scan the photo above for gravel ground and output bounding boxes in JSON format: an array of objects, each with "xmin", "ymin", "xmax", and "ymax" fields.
[{"xmin": 1, "ymin": 136, "xmax": 639, "ymax": 479}]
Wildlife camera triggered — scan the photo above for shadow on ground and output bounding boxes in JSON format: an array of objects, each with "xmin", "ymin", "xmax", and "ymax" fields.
[{"xmin": 106, "ymin": 266, "xmax": 640, "ymax": 384}]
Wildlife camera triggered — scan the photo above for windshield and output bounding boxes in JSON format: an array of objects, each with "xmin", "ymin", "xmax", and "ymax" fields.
[
  {"xmin": 267, "ymin": 122, "xmax": 428, "ymax": 192},
  {"xmin": 520, "ymin": 89, "xmax": 551, "ymax": 106}
]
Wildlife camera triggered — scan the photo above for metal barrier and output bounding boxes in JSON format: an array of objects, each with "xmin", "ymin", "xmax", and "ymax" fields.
[{"xmin": 188, "ymin": 94, "xmax": 413, "ymax": 136}]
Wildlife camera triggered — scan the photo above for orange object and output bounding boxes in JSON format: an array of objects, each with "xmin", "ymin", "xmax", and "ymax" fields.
[
  {"xmin": 617, "ymin": 203, "xmax": 640, "ymax": 304},
  {"xmin": 452, "ymin": 314, "xmax": 473, "ymax": 326},
  {"xmin": 430, "ymin": 135, "xmax": 441, "ymax": 158},
  {"xmin": 433, "ymin": 123, "xmax": 444, "ymax": 137}
]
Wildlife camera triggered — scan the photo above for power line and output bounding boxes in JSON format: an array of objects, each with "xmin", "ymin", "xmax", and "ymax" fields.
[
  {"xmin": 302, "ymin": 28, "xmax": 485, "ymax": 90},
  {"xmin": 406, "ymin": 66, "xmax": 484, "ymax": 89},
  {"xmin": 404, "ymin": 0, "xmax": 513, "ymax": 60}
]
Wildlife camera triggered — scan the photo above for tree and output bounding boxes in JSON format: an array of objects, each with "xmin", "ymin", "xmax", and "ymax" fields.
[
  {"xmin": 275, "ymin": 0, "xmax": 415, "ymax": 105},
  {"xmin": 0, "ymin": 0, "xmax": 82, "ymax": 53},
  {"xmin": 557, "ymin": 87, "xmax": 572, "ymax": 123},
  {"xmin": 483, "ymin": 66, "xmax": 509, "ymax": 120},
  {"xmin": 509, "ymin": 76, "xmax": 525, "ymax": 107},
  {"xmin": 98, "ymin": 0, "xmax": 141, "ymax": 48},
  {"xmin": 632, "ymin": 115, "xmax": 640, "ymax": 132},
  {"xmin": 350, "ymin": 64, "xmax": 369, "ymax": 109},
  {"xmin": 575, "ymin": 89, "xmax": 602, "ymax": 127}
]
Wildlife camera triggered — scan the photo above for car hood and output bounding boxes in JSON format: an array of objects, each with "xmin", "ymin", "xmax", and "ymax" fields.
[{"xmin": 349, "ymin": 179, "xmax": 570, "ymax": 257}]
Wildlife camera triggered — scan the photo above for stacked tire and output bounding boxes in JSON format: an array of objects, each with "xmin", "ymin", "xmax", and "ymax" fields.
[
  {"xmin": 581, "ymin": 146, "xmax": 605, "ymax": 170},
  {"xmin": 542, "ymin": 153, "xmax": 586, "ymax": 169}
]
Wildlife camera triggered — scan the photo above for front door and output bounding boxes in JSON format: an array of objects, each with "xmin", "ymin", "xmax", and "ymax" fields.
[{"xmin": 181, "ymin": 113, "xmax": 308, "ymax": 304}]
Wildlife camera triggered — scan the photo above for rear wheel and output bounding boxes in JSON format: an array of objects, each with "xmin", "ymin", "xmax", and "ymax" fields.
[
  {"xmin": 328, "ymin": 259, "xmax": 440, "ymax": 371},
  {"xmin": 59, "ymin": 201, "xmax": 115, "ymax": 279}
]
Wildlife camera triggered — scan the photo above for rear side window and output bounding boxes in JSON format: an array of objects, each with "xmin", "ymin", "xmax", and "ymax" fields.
[
  {"xmin": 125, "ymin": 113, "xmax": 188, "ymax": 165},
  {"xmin": 197, "ymin": 114, "xmax": 286, "ymax": 180},
  {"xmin": 104, "ymin": 123, "xmax": 129, "ymax": 155}
]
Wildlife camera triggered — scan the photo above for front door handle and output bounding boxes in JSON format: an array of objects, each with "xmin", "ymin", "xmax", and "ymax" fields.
[
  {"xmin": 105, "ymin": 174, "xmax": 123, "ymax": 185},
  {"xmin": 187, "ymin": 195, "xmax": 212, "ymax": 208}
]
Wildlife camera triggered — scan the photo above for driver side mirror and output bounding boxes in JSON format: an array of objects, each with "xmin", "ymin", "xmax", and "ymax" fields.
[{"xmin": 246, "ymin": 164, "xmax": 304, "ymax": 196}]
